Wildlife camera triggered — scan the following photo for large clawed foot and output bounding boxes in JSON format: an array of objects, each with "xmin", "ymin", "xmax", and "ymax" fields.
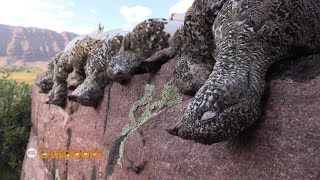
[
  {"xmin": 106, "ymin": 47, "xmax": 174, "ymax": 83},
  {"xmin": 67, "ymin": 72, "xmax": 85, "ymax": 90},
  {"xmin": 165, "ymin": 122, "xmax": 183, "ymax": 136},
  {"xmin": 167, "ymin": 113, "xmax": 244, "ymax": 144},
  {"xmin": 68, "ymin": 80, "xmax": 103, "ymax": 107},
  {"xmin": 45, "ymin": 84, "xmax": 67, "ymax": 107},
  {"xmin": 38, "ymin": 88, "xmax": 47, "ymax": 94},
  {"xmin": 107, "ymin": 53, "xmax": 139, "ymax": 82},
  {"xmin": 67, "ymin": 95, "xmax": 77, "ymax": 101},
  {"xmin": 36, "ymin": 76, "xmax": 53, "ymax": 93},
  {"xmin": 167, "ymin": 77, "xmax": 263, "ymax": 144},
  {"xmin": 45, "ymin": 96, "xmax": 66, "ymax": 107}
]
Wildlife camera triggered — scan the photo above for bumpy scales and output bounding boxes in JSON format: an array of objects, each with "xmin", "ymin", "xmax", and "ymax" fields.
[
  {"xmin": 68, "ymin": 34, "xmax": 124, "ymax": 107},
  {"xmin": 36, "ymin": 51, "xmax": 62, "ymax": 93},
  {"xmin": 107, "ymin": 18, "xmax": 183, "ymax": 82},
  {"xmin": 167, "ymin": 0, "xmax": 320, "ymax": 144},
  {"xmin": 38, "ymin": 30, "xmax": 127, "ymax": 107}
]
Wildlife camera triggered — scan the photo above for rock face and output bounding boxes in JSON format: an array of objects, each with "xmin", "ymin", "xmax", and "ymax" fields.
[
  {"xmin": 0, "ymin": 24, "xmax": 77, "ymax": 62},
  {"xmin": 21, "ymin": 55, "xmax": 320, "ymax": 179}
]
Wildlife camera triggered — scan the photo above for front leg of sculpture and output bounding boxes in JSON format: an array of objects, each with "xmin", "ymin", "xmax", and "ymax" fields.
[
  {"xmin": 167, "ymin": 0, "xmax": 320, "ymax": 144},
  {"xmin": 138, "ymin": 27, "xmax": 184, "ymax": 73},
  {"xmin": 47, "ymin": 82, "xmax": 69, "ymax": 107},
  {"xmin": 68, "ymin": 76, "xmax": 108, "ymax": 107},
  {"xmin": 68, "ymin": 41, "xmax": 110, "ymax": 107},
  {"xmin": 66, "ymin": 36, "xmax": 98, "ymax": 89},
  {"xmin": 168, "ymin": 56, "xmax": 268, "ymax": 144},
  {"xmin": 46, "ymin": 54, "xmax": 72, "ymax": 107},
  {"xmin": 174, "ymin": 0, "xmax": 227, "ymax": 95},
  {"xmin": 107, "ymin": 18, "xmax": 182, "ymax": 82},
  {"xmin": 67, "ymin": 70, "xmax": 85, "ymax": 90},
  {"xmin": 47, "ymin": 36, "xmax": 99, "ymax": 107},
  {"xmin": 37, "ymin": 52, "xmax": 62, "ymax": 93},
  {"xmin": 68, "ymin": 35, "xmax": 124, "ymax": 107}
]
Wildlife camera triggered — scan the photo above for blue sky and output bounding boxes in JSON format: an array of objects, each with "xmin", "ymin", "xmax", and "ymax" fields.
[{"xmin": 0, "ymin": 0, "xmax": 193, "ymax": 34}]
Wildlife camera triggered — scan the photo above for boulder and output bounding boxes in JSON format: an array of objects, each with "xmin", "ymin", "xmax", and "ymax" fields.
[{"xmin": 21, "ymin": 55, "xmax": 320, "ymax": 179}]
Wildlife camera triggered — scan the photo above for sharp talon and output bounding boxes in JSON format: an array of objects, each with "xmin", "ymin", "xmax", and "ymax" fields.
[
  {"xmin": 45, "ymin": 99, "xmax": 52, "ymax": 104},
  {"xmin": 68, "ymin": 85, "xmax": 77, "ymax": 90},
  {"xmin": 68, "ymin": 95, "xmax": 77, "ymax": 101},
  {"xmin": 166, "ymin": 122, "xmax": 182, "ymax": 136}
]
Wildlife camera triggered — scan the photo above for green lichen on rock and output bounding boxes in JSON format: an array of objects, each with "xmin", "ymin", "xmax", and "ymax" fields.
[
  {"xmin": 150, "ymin": 83, "xmax": 183, "ymax": 110},
  {"xmin": 124, "ymin": 84, "xmax": 155, "ymax": 135},
  {"xmin": 117, "ymin": 136, "xmax": 128, "ymax": 167},
  {"xmin": 117, "ymin": 82, "xmax": 183, "ymax": 166}
]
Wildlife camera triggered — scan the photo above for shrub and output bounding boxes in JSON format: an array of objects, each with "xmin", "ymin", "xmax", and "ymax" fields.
[{"xmin": 0, "ymin": 74, "xmax": 31, "ymax": 178}]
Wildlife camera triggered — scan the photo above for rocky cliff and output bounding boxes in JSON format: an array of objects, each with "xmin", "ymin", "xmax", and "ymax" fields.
[
  {"xmin": 21, "ymin": 55, "xmax": 320, "ymax": 179},
  {"xmin": 0, "ymin": 24, "xmax": 77, "ymax": 62}
]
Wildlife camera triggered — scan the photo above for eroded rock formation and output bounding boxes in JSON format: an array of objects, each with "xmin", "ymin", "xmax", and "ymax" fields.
[
  {"xmin": 21, "ymin": 54, "xmax": 320, "ymax": 179},
  {"xmin": 0, "ymin": 24, "xmax": 77, "ymax": 61},
  {"xmin": 37, "ymin": 0, "xmax": 320, "ymax": 147},
  {"xmin": 24, "ymin": 0, "xmax": 320, "ymax": 178}
]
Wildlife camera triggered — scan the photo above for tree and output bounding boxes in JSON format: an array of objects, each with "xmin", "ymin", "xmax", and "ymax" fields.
[{"xmin": 0, "ymin": 75, "xmax": 31, "ymax": 178}]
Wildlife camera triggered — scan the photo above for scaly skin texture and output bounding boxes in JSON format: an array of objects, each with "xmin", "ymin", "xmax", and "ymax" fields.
[
  {"xmin": 139, "ymin": 26, "xmax": 184, "ymax": 71},
  {"xmin": 46, "ymin": 52, "xmax": 73, "ymax": 107},
  {"xmin": 169, "ymin": 26, "xmax": 184, "ymax": 56},
  {"xmin": 67, "ymin": 36, "xmax": 101, "ymax": 89},
  {"xmin": 107, "ymin": 18, "xmax": 183, "ymax": 82},
  {"xmin": 68, "ymin": 35, "xmax": 124, "ymax": 107},
  {"xmin": 167, "ymin": 0, "xmax": 320, "ymax": 144},
  {"xmin": 174, "ymin": 0, "xmax": 225, "ymax": 95},
  {"xmin": 36, "ymin": 51, "xmax": 63, "ymax": 93},
  {"xmin": 46, "ymin": 36, "xmax": 100, "ymax": 107}
]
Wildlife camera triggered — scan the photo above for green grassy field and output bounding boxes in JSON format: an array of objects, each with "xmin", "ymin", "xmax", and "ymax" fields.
[
  {"xmin": 0, "ymin": 72, "xmax": 39, "ymax": 85},
  {"xmin": 0, "ymin": 67, "xmax": 44, "ymax": 85}
]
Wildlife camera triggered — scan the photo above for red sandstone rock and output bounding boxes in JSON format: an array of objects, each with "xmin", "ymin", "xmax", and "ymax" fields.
[
  {"xmin": 0, "ymin": 24, "xmax": 77, "ymax": 62},
  {"xmin": 21, "ymin": 55, "xmax": 320, "ymax": 179}
]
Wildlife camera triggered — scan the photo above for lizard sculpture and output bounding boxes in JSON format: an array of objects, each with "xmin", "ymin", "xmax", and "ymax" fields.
[{"xmin": 167, "ymin": 0, "xmax": 320, "ymax": 144}]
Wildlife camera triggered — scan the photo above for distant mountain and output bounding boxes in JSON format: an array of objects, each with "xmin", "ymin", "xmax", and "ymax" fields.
[{"xmin": 0, "ymin": 24, "xmax": 78, "ymax": 62}]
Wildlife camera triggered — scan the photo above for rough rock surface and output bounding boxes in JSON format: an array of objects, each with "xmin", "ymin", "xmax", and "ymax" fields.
[{"xmin": 21, "ymin": 55, "xmax": 320, "ymax": 179}]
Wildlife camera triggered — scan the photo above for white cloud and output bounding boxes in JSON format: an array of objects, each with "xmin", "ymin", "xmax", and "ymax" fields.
[
  {"xmin": 169, "ymin": 0, "xmax": 194, "ymax": 14},
  {"xmin": 67, "ymin": 1, "xmax": 76, "ymax": 7},
  {"xmin": 119, "ymin": 5, "xmax": 152, "ymax": 30},
  {"xmin": 89, "ymin": 9, "xmax": 97, "ymax": 16},
  {"xmin": 0, "ymin": 0, "xmax": 95, "ymax": 34},
  {"xmin": 58, "ymin": 11, "xmax": 75, "ymax": 18},
  {"xmin": 89, "ymin": 9, "xmax": 98, "ymax": 18}
]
